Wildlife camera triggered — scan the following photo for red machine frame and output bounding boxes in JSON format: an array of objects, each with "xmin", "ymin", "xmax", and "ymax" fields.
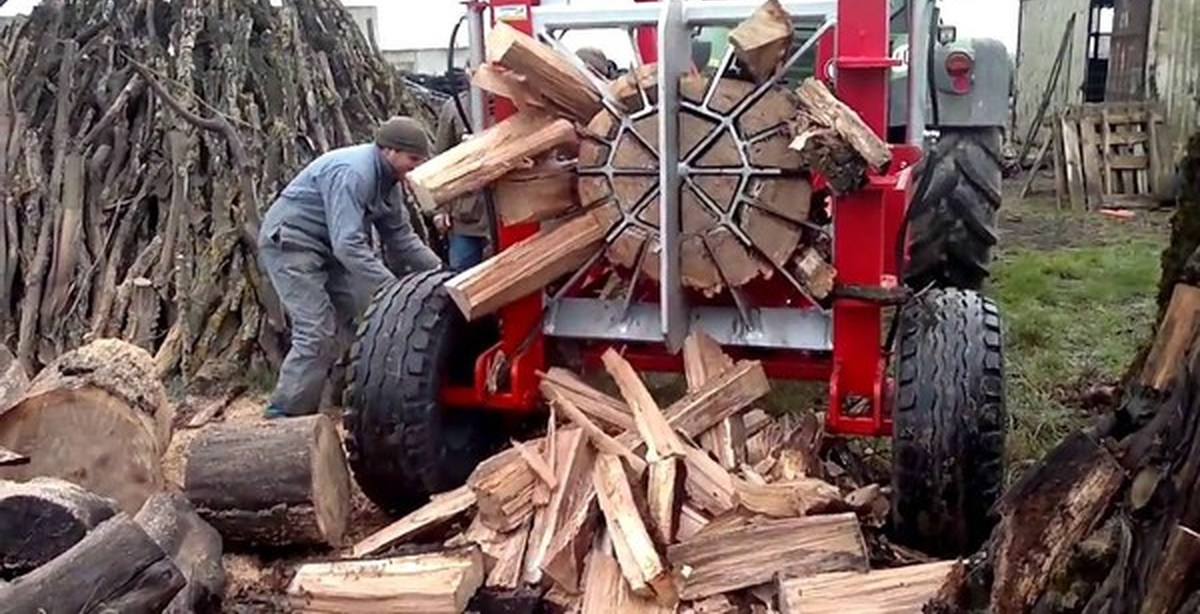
[{"xmin": 441, "ymin": 0, "xmax": 923, "ymax": 438}]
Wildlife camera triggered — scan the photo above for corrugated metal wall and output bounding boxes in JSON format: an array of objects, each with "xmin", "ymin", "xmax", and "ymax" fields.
[
  {"xmin": 1106, "ymin": 0, "xmax": 1151, "ymax": 100},
  {"xmin": 1014, "ymin": 0, "xmax": 1092, "ymax": 143},
  {"xmin": 1148, "ymin": 0, "xmax": 1200, "ymax": 164}
]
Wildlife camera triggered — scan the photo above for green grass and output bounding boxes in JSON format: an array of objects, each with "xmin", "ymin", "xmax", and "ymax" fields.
[{"xmin": 990, "ymin": 237, "xmax": 1162, "ymax": 475}]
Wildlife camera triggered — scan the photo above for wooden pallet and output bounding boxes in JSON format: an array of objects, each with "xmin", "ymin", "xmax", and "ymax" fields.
[{"xmin": 1053, "ymin": 102, "xmax": 1165, "ymax": 209}]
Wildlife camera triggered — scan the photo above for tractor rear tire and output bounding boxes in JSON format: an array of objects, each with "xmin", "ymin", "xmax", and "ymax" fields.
[
  {"xmin": 905, "ymin": 127, "xmax": 1003, "ymax": 291},
  {"xmin": 343, "ymin": 270, "xmax": 506, "ymax": 514},
  {"xmin": 891, "ymin": 287, "xmax": 1006, "ymax": 557}
]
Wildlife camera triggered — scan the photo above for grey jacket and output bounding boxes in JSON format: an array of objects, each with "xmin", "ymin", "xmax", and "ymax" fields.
[
  {"xmin": 435, "ymin": 94, "xmax": 490, "ymax": 237},
  {"xmin": 259, "ymin": 143, "xmax": 441, "ymax": 290}
]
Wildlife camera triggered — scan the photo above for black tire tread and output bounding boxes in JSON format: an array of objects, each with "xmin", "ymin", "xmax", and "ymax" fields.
[
  {"xmin": 343, "ymin": 270, "xmax": 503, "ymax": 514},
  {"xmin": 891, "ymin": 288, "xmax": 1006, "ymax": 557},
  {"xmin": 905, "ymin": 128, "xmax": 1003, "ymax": 290}
]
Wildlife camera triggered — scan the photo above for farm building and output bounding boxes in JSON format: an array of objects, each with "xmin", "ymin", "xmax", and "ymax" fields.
[{"xmin": 1015, "ymin": 0, "xmax": 1199, "ymax": 169}]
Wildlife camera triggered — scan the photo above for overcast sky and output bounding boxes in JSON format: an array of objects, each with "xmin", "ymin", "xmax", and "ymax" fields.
[{"xmin": 1, "ymin": 0, "xmax": 1019, "ymax": 59}]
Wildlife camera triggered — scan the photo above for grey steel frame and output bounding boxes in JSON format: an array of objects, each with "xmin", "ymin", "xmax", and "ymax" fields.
[{"xmin": 475, "ymin": 0, "xmax": 902, "ymax": 353}]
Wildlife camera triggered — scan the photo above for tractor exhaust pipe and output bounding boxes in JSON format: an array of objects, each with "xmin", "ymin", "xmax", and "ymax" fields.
[{"xmin": 907, "ymin": 0, "xmax": 930, "ymax": 145}]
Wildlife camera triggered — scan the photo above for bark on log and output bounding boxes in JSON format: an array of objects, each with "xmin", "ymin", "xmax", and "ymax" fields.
[
  {"xmin": 0, "ymin": 477, "xmax": 119, "ymax": 579},
  {"xmin": 0, "ymin": 512, "xmax": 185, "ymax": 613},
  {"xmin": 789, "ymin": 78, "xmax": 892, "ymax": 194},
  {"xmin": 183, "ymin": 414, "xmax": 351, "ymax": 548},
  {"xmin": 0, "ymin": 345, "xmax": 28, "ymax": 411},
  {"xmin": 134, "ymin": 492, "xmax": 226, "ymax": 614},
  {"xmin": 0, "ymin": 339, "xmax": 172, "ymax": 514}
]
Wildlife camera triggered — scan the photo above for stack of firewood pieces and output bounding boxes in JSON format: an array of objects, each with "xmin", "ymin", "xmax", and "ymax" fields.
[
  {"xmin": 409, "ymin": 0, "xmax": 890, "ymax": 317},
  {"xmin": 284, "ymin": 330, "xmax": 954, "ymax": 613},
  {"xmin": 0, "ymin": 0, "xmax": 429, "ymax": 386}
]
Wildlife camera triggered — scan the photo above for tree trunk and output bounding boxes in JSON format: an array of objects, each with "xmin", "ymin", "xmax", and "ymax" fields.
[
  {"xmin": 0, "ymin": 339, "xmax": 172, "ymax": 514},
  {"xmin": 183, "ymin": 414, "xmax": 351, "ymax": 549}
]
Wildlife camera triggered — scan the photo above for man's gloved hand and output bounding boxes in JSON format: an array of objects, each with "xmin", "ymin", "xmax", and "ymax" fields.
[{"xmin": 433, "ymin": 212, "xmax": 451, "ymax": 234}]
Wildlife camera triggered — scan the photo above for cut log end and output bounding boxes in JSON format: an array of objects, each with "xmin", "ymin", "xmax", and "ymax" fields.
[{"xmin": 0, "ymin": 477, "xmax": 120, "ymax": 579}]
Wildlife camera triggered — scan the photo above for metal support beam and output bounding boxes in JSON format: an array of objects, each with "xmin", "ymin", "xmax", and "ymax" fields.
[
  {"xmin": 658, "ymin": 0, "xmax": 688, "ymax": 351},
  {"xmin": 545, "ymin": 299, "xmax": 833, "ymax": 351},
  {"xmin": 533, "ymin": 0, "xmax": 835, "ymax": 31},
  {"xmin": 467, "ymin": 3, "xmax": 488, "ymax": 132}
]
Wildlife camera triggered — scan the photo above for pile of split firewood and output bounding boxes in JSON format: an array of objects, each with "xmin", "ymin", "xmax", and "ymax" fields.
[
  {"xmin": 281, "ymin": 329, "xmax": 954, "ymax": 613},
  {"xmin": 0, "ymin": 331, "xmax": 948, "ymax": 613},
  {"xmin": 409, "ymin": 0, "xmax": 890, "ymax": 316}
]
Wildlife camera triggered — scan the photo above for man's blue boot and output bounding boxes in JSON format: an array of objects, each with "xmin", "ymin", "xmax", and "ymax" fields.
[{"xmin": 262, "ymin": 404, "xmax": 289, "ymax": 420}]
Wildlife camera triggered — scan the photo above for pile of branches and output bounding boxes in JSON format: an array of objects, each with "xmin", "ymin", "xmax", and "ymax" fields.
[{"xmin": 0, "ymin": 0, "xmax": 430, "ymax": 387}]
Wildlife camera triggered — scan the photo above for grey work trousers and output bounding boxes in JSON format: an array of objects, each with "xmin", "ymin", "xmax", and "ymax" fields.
[{"xmin": 260, "ymin": 243, "xmax": 371, "ymax": 416}]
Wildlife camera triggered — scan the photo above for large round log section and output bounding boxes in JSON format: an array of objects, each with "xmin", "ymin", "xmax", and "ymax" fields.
[
  {"xmin": 0, "ymin": 512, "xmax": 185, "ymax": 613},
  {"xmin": 135, "ymin": 492, "xmax": 226, "ymax": 614},
  {"xmin": 0, "ymin": 339, "xmax": 173, "ymax": 514},
  {"xmin": 0, "ymin": 477, "xmax": 119, "ymax": 579},
  {"xmin": 183, "ymin": 414, "xmax": 351, "ymax": 549},
  {"xmin": 579, "ymin": 69, "xmax": 813, "ymax": 296}
]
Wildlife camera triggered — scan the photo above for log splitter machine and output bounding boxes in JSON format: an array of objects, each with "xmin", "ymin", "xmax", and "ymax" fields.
[{"xmin": 345, "ymin": 0, "xmax": 1009, "ymax": 557}]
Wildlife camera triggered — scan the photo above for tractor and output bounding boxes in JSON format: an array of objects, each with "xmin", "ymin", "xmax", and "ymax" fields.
[{"xmin": 344, "ymin": 0, "xmax": 1011, "ymax": 557}]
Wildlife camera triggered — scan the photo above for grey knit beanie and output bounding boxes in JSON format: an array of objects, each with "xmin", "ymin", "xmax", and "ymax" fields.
[{"xmin": 375, "ymin": 116, "xmax": 430, "ymax": 157}]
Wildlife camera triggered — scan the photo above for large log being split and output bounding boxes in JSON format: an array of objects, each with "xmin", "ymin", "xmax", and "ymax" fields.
[
  {"xmin": 134, "ymin": 492, "xmax": 226, "ymax": 614},
  {"xmin": 0, "ymin": 339, "xmax": 173, "ymax": 514},
  {"xmin": 789, "ymin": 78, "xmax": 892, "ymax": 194},
  {"xmin": 183, "ymin": 414, "xmax": 351, "ymax": 548},
  {"xmin": 578, "ymin": 70, "xmax": 816, "ymax": 296},
  {"xmin": 0, "ymin": 512, "xmax": 185, "ymax": 613},
  {"xmin": 0, "ymin": 477, "xmax": 119, "ymax": 579}
]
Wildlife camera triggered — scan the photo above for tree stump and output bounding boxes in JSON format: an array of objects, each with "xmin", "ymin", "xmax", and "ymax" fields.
[
  {"xmin": 135, "ymin": 492, "xmax": 226, "ymax": 614},
  {"xmin": 0, "ymin": 477, "xmax": 119, "ymax": 579},
  {"xmin": 578, "ymin": 69, "xmax": 814, "ymax": 297},
  {"xmin": 0, "ymin": 339, "xmax": 173, "ymax": 514},
  {"xmin": 0, "ymin": 512, "xmax": 185, "ymax": 613},
  {"xmin": 183, "ymin": 414, "xmax": 351, "ymax": 548}
]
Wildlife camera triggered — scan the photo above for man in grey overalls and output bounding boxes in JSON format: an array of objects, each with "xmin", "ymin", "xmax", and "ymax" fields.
[{"xmin": 258, "ymin": 117, "xmax": 443, "ymax": 418}]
